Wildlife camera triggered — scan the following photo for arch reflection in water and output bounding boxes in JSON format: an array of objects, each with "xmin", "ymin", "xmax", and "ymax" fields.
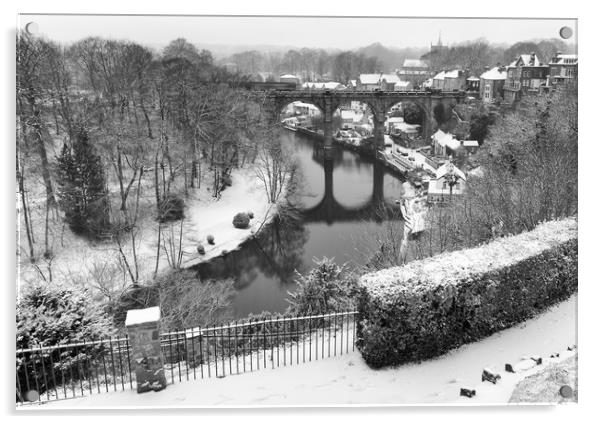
[{"xmin": 190, "ymin": 130, "xmax": 406, "ymax": 318}]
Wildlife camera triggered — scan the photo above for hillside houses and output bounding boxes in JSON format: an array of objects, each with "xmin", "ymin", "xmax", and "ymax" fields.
[
  {"xmin": 357, "ymin": 73, "xmax": 401, "ymax": 91},
  {"xmin": 480, "ymin": 66, "xmax": 507, "ymax": 103}
]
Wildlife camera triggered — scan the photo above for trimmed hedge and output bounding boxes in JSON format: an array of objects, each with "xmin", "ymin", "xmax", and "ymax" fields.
[{"xmin": 357, "ymin": 218, "xmax": 578, "ymax": 369}]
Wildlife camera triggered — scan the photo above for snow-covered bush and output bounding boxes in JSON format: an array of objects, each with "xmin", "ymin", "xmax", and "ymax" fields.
[
  {"xmin": 207, "ymin": 235, "xmax": 215, "ymax": 245},
  {"xmin": 287, "ymin": 257, "xmax": 359, "ymax": 316},
  {"xmin": 357, "ymin": 218, "xmax": 578, "ymax": 369},
  {"xmin": 232, "ymin": 212, "xmax": 250, "ymax": 229},
  {"xmin": 197, "ymin": 244, "xmax": 205, "ymax": 255},
  {"xmin": 17, "ymin": 284, "xmax": 114, "ymax": 398},
  {"xmin": 247, "ymin": 211, "xmax": 254, "ymax": 219}
]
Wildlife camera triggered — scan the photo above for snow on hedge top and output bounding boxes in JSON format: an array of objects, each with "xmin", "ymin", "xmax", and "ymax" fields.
[
  {"xmin": 360, "ymin": 217, "xmax": 577, "ymax": 301},
  {"xmin": 125, "ymin": 306, "xmax": 161, "ymax": 327}
]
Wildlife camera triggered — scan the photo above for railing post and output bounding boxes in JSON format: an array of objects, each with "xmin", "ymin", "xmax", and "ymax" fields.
[{"xmin": 125, "ymin": 307, "xmax": 167, "ymax": 394}]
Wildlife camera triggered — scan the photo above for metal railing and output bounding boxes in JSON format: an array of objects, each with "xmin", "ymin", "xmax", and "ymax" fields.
[{"xmin": 16, "ymin": 310, "xmax": 358, "ymax": 405}]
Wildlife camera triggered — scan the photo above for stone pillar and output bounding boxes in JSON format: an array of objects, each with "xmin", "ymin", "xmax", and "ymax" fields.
[
  {"xmin": 125, "ymin": 307, "xmax": 167, "ymax": 393},
  {"xmin": 373, "ymin": 111, "xmax": 386, "ymax": 153},
  {"xmin": 323, "ymin": 95, "xmax": 334, "ymax": 161}
]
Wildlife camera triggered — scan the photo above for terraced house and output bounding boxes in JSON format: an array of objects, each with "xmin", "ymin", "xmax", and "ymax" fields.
[
  {"xmin": 503, "ymin": 53, "xmax": 549, "ymax": 102},
  {"xmin": 547, "ymin": 52, "xmax": 578, "ymax": 88}
]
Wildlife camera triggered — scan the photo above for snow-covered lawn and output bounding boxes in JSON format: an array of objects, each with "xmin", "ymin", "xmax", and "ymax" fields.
[{"xmin": 23, "ymin": 295, "xmax": 576, "ymax": 408}]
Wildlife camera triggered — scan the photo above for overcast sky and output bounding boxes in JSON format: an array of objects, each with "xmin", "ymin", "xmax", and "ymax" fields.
[{"xmin": 19, "ymin": 15, "xmax": 577, "ymax": 53}]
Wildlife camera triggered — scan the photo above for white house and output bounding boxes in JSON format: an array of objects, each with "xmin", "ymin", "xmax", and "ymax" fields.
[
  {"xmin": 358, "ymin": 73, "xmax": 401, "ymax": 91},
  {"xmin": 394, "ymin": 80, "xmax": 413, "ymax": 91},
  {"xmin": 427, "ymin": 161, "xmax": 467, "ymax": 203},
  {"xmin": 279, "ymin": 74, "xmax": 300, "ymax": 85},
  {"xmin": 431, "ymin": 129, "xmax": 461, "ymax": 156}
]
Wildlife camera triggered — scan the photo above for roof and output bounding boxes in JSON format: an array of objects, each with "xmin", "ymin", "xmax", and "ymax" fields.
[
  {"xmin": 463, "ymin": 140, "xmax": 479, "ymax": 147},
  {"xmin": 431, "ymin": 129, "xmax": 448, "ymax": 141},
  {"xmin": 480, "ymin": 66, "xmax": 508, "ymax": 80},
  {"xmin": 434, "ymin": 70, "xmax": 462, "ymax": 80},
  {"xmin": 358, "ymin": 73, "xmax": 401, "ymax": 85},
  {"xmin": 467, "ymin": 76, "xmax": 480, "ymax": 81},
  {"xmin": 301, "ymin": 81, "xmax": 345, "ymax": 90},
  {"xmin": 387, "ymin": 117, "xmax": 406, "ymax": 123},
  {"xmin": 402, "ymin": 59, "xmax": 428, "ymax": 68},
  {"xmin": 394, "ymin": 80, "xmax": 412, "ymax": 88},
  {"xmin": 280, "ymin": 74, "xmax": 298, "ymax": 79},
  {"xmin": 422, "ymin": 78, "xmax": 433, "ymax": 88},
  {"xmin": 508, "ymin": 54, "xmax": 543, "ymax": 68},
  {"xmin": 125, "ymin": 307, "xmax": 160, "ymax": 327},
  {"xmin": 435, "ymin": 162, "xmax": 466, "ymax": 181},
  {"xmin": 549, "ymin": 54, "xmax": 578, "ymax": 65},
  {"xmin": 292, "ymin": 101, "xmax": 319, "ymax": 110}
]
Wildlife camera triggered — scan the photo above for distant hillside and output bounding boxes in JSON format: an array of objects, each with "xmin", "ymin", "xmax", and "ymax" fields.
[{"xmin": 355, "ymin": 42, "xmax": 428, "ymax": 72}]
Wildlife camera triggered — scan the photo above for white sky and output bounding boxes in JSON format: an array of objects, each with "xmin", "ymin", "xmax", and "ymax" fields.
[{"xmin": 18, "ymin": 15, "xmax": 577, "ymax": 52}]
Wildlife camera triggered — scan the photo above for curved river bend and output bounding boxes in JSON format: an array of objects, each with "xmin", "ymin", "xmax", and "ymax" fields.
[{"xmin": 192, "ymin": 130, "xmax": 406, "ymax": 318}]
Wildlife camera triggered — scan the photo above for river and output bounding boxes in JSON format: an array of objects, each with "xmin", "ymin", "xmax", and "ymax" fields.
[{"xmin": 191, "ymin": 130, "xmax": 407, "ymax": 318}]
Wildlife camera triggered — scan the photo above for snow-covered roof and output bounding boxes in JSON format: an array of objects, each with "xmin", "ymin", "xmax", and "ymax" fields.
[
  {"xmin": 466, "ymin": 76, "xmax": 480, "ymax": 81},
  {"xmin": 433, "ymin": 71, "xmax": 446, "ymax": 80},
  {"xmin": 402, "ymin": 59, "xmax": 428, "ymax": 68},
  {"xmin": 549, "ymin": 54, "xmax": 578, "ymax": 65},
  {"xmin": 125, "ymin": 307, "xmax": 160, "ymax": 327},
  {"xmin": 280, "ymin": 74, "xmax": 298, "ymax": 79},
  {"xmin": 394, "ymin": 80, "xmax": 412, "ymax": 88},
  {"xmin": 422, "ymin": 78, "xmax": 433, "ymax": 88},
  {"xmin": 358, "ymin": 73, "xmax": 401, "ymax": 85},
  {"xmin": 463, "ymin": 140, "xmax": 479, "ymax": 147},
  {"xmin": 431, "ymin": 129, "xmax": 448, "ymax": 141},
  {"xmin": 508, "ymin": 54, "xmax": 543, "ymax": 68},
  {"xmin": 435, "ymin": 162, "xmax": 466, "ymax": 181},
  {"xmin": 480, "ymin": 66, "xmax": 508, "ymax": 80},
  {"xmin": 349, "ymin": 79, "xmax": 357, "ymax": 87},
  {"xmin": 302, "ymin": 81, "xmax": 345, "ymax": 90}
]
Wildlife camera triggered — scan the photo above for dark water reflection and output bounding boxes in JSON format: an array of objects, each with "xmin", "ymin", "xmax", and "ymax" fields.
[{"xmin": 191, "ymin": 130, "xmax": 406, "ymax": 318}]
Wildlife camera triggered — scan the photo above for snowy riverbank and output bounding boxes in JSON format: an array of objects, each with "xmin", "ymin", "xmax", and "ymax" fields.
[
  {"xmin": 179, "ymin": 167, "xmax": 283, "ymax": 267},
  {"xmin": 24, "ymin": 295, "xmax": 576, "ymax": 408}
]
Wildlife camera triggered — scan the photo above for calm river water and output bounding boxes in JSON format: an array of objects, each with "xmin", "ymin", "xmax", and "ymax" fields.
[{"xmin": 192, "ymin": 130, "xmax": 406, "ymax": 318}]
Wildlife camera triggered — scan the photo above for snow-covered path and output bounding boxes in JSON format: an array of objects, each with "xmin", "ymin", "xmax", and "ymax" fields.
[{"xmin": 25, "ymin": 295, "xmax": 576, "ymax": 408}]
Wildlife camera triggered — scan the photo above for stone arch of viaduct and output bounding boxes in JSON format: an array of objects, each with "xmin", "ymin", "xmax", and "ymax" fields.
[{"xmin": 260, "ymin": 90, "xmax": 466, "ymax": 157}]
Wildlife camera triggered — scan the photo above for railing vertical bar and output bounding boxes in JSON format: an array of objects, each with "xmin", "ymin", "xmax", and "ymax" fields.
[
  {"xmin": 328, "ymin": 314, "xmax": 332, "ymax": 358},
  {"xmin": 81, "ymin": 340, "xmax": 92, "ymax": 396},
  {"xmin": 322, "ymin": 317, "xmax": 325, "ymax": 360},
  {"xmin": 48, "ymin": 346, "xmax": 59, "ymax": 399},
  {"xmin": 249, "ymin": 320, "xmax": 253, "ymax": 372},
  {"xmin": 176, "ymin": 333, "xmax": 182, "ymax": 382},
  {"xmin": 234, "ymin": 321, "xmax": 239, "ymax": 375},
  {"xmin": 255, "ymin": 319, "xmax": 261, "ymax": 371},
  {"xmin": 199, "ymin": 330, "xmax": 204, "ymax": 379},
  {"xmin": 296, "ymin": 315, "xmax": 300, "ymax": 364},
  {"xmin": 227, "ymin": 324, "xmax": 232, "ymax": 375},
  {"xmin": 22, "ymin": 352, "xmax": 31, "ymax": 397},
  {"xmin": 346, "ymin": 313, "xmax": 350, "ymax": 354},
  {"xmin": 16, "ymin": 366, "xmax": 23, "ymax": 403},
  {"xmin": 213, "ymin": 329, "xmax": 218, "ymax": 377},
  {"xmin": 167, "ymin": 332, "xmax": 175, "ymax": 384},
  {"xmin": 100, "ymin": 342, "xmax": 109, "ymax": 393},
  {"xmin": 68, "ymin": 342, "xmax": 76, "ymax": 397},
  {"xmin": 263, "ymin": 321, "xmax": 267, "ymax": 369},
  {"xmin": 75, "ymin": 343, "xmax": 85, "ymax": 396},
  {"xmin": 316, "ymin": 317, "xmax": 319, "ymax": 360},
  {"xmin": 352, "ymin": 312, "xmax": 356, "ymax": 351},
  {"xmin": 206, "ymin": 329, "xmax": 211, "ymax": 378},
  {"xmin": 108, "ymin": 337, "xmax": 117, "ymax": 392},
  {"xmin": 270, "ymin": 320, "xmax": 274, "ymax": 369},
  {"xmin": 190, "ymin": 329, "xmax": 197, "ymax": 380},
  {"xmin": 221, "ymin": 326, "xmax": 225, "ymax": 377},
  {"xmin": 334, "ymin": 312, "xmax": 337, "ymax": 357},
  {"xmin": 340, "ymin": 313, "xmax": 344, "ymax": 355},
  {"xmin": 183, "ymin": 332, "xmax": 190, "ymax": 381},
  {"xmin": 125, "ymin": 336, "xmax": 133, "ymax": 390},
  {"xmin": 60, "ymin": 344, "xmax": 67, "ymax": 398},
  {"xmin": 283, "ymin": 317, "xmax": 286, "ymax": 367},
  {"xmin": 116, "ymin": 338, "xmax": 125, "ymax": 391},
  {"xmin": 276, "ymin": 317, "xmax": 280, "ymax": 367},
  {"xmin": 302, "ymin": 315, "xmax": 306, "ymax": 363},
  {"xmin": 289, "ymin": 316, "xmax": 293, "ymax": 366},
  {"xmin": 308, "ymin": 317, "xmax": 312, "ymax": 362},
  {"xmin": 38, "ymin": 344, "xmax": 50, "ymax": 401}
]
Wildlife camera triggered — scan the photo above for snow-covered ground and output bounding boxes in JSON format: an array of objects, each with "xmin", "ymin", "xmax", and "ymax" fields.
[
  {"xmin": 17, "ymin": 165, "xmax": 281, "ymax": 295},
  {"xmin": 23, "ymin": 295, "xmax": 576, "ymax": 408},
  {"xmin": 179, "ymin": 167, "xmax": 280, "ymax": 267}
]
